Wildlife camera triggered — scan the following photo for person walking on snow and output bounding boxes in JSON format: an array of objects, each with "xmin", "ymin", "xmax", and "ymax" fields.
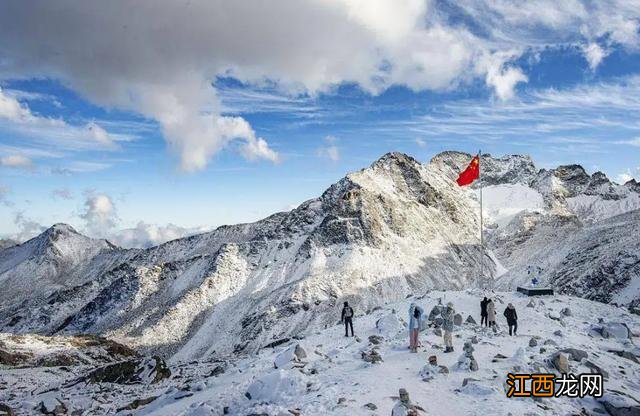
[
  {"xmin": 480, "ymin": 297, "xmax": 489, "ymax": 327},
  {"xmin": 442, "ymin": 302, "xmax": 455, "ymax": 353},
  {"xmin": 486, "ymin": 298, "xmax": 496, "ymax": 329},
  {"xmin": 503, "ymin": 303, "xmax": 518, "ymax": 336},
  {"xmin": 408, "ymin": 303, "xmax": 424, "ymax": 353},
  {"xmin": 341, "ymin": 301, "xmax": 354, "ymax": 337}
]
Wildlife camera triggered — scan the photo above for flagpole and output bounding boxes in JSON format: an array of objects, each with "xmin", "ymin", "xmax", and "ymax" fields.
[{"xmin": 479, "ymin": 149, "xmax": 483, "ymax": 290}]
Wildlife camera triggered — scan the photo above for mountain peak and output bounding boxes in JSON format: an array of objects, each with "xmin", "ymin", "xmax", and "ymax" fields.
[{"xmin": 370, "ymin": 152, "xmax": 421, "ymax": 170}]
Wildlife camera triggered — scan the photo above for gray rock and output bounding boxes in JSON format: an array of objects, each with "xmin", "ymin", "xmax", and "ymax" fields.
[
  {"xmin": 364, "ymin": 403, "xmax": 377, "ymax": 410},
  {"xmin": 465, "ymin": 315, "xmax": 477, "ymax": 325},
  {"xmin": 599, "ymin": 391, "xmax": 640, "ymax": 416},
  {"xmin": 601, "ymin": 323, "xmax": 631, "ymax": 340},
  {"xmin": 529, "ymin": 338, "xmax": 538, "ymax": 347},
  {"xmin": 84, "ymin": 356, "xmax": 170, "ymax": 384},
  {"xmin": 428, "ymin": 355, "xmax": 437, "ymax": 366},
  {"xmin": 294, "ymin": 344, "xmax": 307, "ymax": 360},
  {"xmin": 470, "ymin": 335, "xmax": 478, "ymax": 344},
  {"xmin": 454, "ymin": 314, "xmax": 463, "ymax": 326},
  {"xmin": 560, "ymin": 307, "xmax": 572, "ymax": 317},
  {"xmin": 462, "ymin": 377, "xmax": 480, "ymax": 387},
  {"xmin": 0, "ymin": 403, "xmax": 15, "ymax": 416},
  {"xmin": 433, "ymin": 328, "xmax": 442, "ymax": 337},
  {"xmin": 428, "ymin": 305, "xmax": 443, "ymax": 321},
  {"xmin": 551, "ymin": 352, "xmax": 569, "ymax": 373},
  {"xmin": 37, "ymin": 398, "xmax": 67, "ymax": 415},
  {"xmin": 337, "ymin": 397, "xmax": 347, "ymax": 405},
  {"xmin": 434, "ymin": 317, "xmax": 444, "ymax": 327},
  {"xmin": 361, "ymin": 349, "xmax": 383, "ymax": 364},
  {"xmin": 368, "ymin": 335, "xmax": 384, "ymax": 345},
  {"xmin": 470, "ymin": 358, "xmax": 479, "ymax": 371},
  {"xmin": 543, "ymin": 339, "xmax": 558, "ymax": 346},
  {"xmin": 584, "ymin": 360, "xmax": 609, "ymax": 380},
  {"xmin": 527, "ymin": 300, "xmax": 535, "ymax": 308},
  {"xmin": 438, "ymin": 365, "xmax": 449, "ymax": 374},
  {"xmin": 553, "ymin": 330, "xmax": 563, "ymax": 337},
  {"xmin": 559, "ymin": 348, "xmax": 587, "ymax": 361},
  {"xmin": 608, "ymin": 350, "xmax": 640, "ymax": 364}
]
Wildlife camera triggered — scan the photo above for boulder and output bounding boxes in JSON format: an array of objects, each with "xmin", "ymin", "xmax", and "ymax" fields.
[
  {"xmin": 0, "ymin": 403, "xmax": 15, "ymax": 416},
  {"xmin": 376, "ymin": 313, "xmax": 404, "ymax": 337},
  {"xmin": 454, "ymin": 314, "xmax": 463, "ymax": 326},
  {"xmin": 246, "ymin": 369, "xmax": 305, "ymax": 402},
  {"xmin": 84, "ymin": 356, "xmax": 170, "ymax": 384},
  {"xmin": 526, "ymin": 300, "xmax": 535, "ymax": 308},
  {"xmin": 529, "ymin": 338, "xmax": 538, "ymax": 347},
  {"xmin": 364, "ymin": 403, "xmax": 377, "ymax": 411},
  {"xmin": 275, "ymin": 344, "xmax": 306, "ymax": 369},
  {"xmin": 553, "ymin": 330, "xmax": 563, "ymax": 337},
  {"xmin": 601, "ymin": 323, "xmax": 631, "ymax": 340},
  {"xmin": 551, "ymin": 352, "xmax": 569, "ymax": 373},
  {"xmin": 599, "ymin": 391, "xmax": 640, "ymax": 416},
  {"xmin": 560, "ymin": 307, "xmax": 572, "ymax": 317},
  {"xmin": 559, "ymin": 348, "xmax": 588, "ymax": 362},
  {"xmin": 465, "ymin": 315, "xmax": 477, "ymax": 325},
  {"xmin": 584, "ymin": 360, "xmax": 609, "ymax": 380},
  {"xmin": 470, "ymin": 336, "xmax": 478, "ymax": 344},
  {"xmin": 428, "ymin": 305, "xmax": 443, "ymax": 321},
  {"xmin": 608, "ymin": 350, "xmax": 640, "ymax": 364},
  {"xmin": 37, "ymin": 397, "xmax": 67, "ymax": 415}
]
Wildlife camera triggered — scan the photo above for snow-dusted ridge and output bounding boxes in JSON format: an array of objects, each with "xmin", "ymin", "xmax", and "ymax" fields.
[{"xmin": 0, "ymin": 151, "xmax": 639, "ymax": 364}]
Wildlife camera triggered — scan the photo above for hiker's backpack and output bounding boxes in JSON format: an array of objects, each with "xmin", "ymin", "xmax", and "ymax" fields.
[
  {"xmin": 344, "ymin": 307, "xmax": 353, "ymax": 318},
  {"xmin": 414, "ymin": 307, "xmax": 421, "ymax": 319}
]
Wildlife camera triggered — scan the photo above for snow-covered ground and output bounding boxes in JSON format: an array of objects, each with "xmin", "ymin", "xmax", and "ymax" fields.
[{"xmin": 2, "ymin": 290, "xmax": 639, "ymax": 415}]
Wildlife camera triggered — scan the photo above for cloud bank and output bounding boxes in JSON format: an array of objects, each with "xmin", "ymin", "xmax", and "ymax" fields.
[{"xmin": 1, "ymin": 1, "xmax": 636, "ymax": 171}]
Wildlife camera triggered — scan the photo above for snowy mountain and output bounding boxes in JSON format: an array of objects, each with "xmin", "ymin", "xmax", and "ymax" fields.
[{"xmin": 0, "ymin": 153, "xmax": 498, "ymax": 360}]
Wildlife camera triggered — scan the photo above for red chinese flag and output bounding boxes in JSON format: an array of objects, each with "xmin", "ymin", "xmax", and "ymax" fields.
[{"xmin": 456, "ymin": 155, "xmax": 480, "ymax": 186}]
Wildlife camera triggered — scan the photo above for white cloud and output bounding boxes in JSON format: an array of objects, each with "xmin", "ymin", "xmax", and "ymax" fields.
[
  {"xmin": 582, "ymin": 43, "xmax": 609, "ymax": 70},
  {"xmin": 0, "ymin": 185, "xmax": 11, "ymax": 207},
  {"xmin": 51, "ymin": 188, "xmax": 73, "ymax": 200},
  {"xmin": 110, "ymin": 221, "xmax": 207, "ymax": 248},
  {"xmin": 80, "ymin": 193, "xmax": 118, "ymax": 236},
  {"xmin": 615, "ymin": 137, "xmax": 640, "ymax": 147},
  {"xmin": 12, "ymin": 212, "xmax": 47, "ymax": 242},
  {"xmin": 617, "ymin": 172, "xmax": 634, "ymax": 184},
  {"xmin": 0, "ymin": 154, "xmax": 33, "ymax": 170},
  {"xmin": 414, "ymin": 138, "xmax": 427, "ymax": 148},
  {"xmin": 317, "ymin": 136, "xmax": 341, "ymax": 162}
]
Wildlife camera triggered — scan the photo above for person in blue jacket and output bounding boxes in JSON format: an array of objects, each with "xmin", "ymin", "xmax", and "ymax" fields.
[{"xmin": 408, "ymin": 303, "xmax": 424, "ymax": 353}]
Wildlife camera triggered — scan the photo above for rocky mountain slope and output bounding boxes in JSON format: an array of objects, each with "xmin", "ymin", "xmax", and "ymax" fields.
[{"xmin": 0, "ymin": 153, "xmax": 498, "ymax": 360}]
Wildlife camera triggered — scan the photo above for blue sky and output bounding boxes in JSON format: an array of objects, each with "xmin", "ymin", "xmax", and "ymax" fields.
[{"xmin": 1, "ymin": 1, "xmax": 639, "ymax": 246}]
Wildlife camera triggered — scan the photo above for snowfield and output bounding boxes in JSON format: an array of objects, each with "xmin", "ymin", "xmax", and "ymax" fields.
[{"xmin": 2, "ymin": 291, "xmax": 639, "ymax": 415}]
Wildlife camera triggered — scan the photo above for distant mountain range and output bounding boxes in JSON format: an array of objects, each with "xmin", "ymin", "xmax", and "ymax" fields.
[{"xmin": 1, "ymin": 151, "xmax": 638, "ymax": 360}]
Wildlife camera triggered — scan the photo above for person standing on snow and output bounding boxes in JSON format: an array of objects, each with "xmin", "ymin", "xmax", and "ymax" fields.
[
  {"xmin": 442, "ymin": 302, "xmax": 455, "ymax": 353},
  {"xmin": 486, "ymin": 298, "xmax": 496, "ymax": 329},
  {"xmin": 408, "ymin": 303, "xmax": 424, "ymax": 353},
  {"xmin": 480, "ymin": 297, "xmax": 489, "ymax": 327},
  {"xmin": 341, "ymin": 301, "xmax": 355, "ymax": 337},
  {"xmin": 503, "ymin": 303, "xmax": 518, "ymax": 336}
]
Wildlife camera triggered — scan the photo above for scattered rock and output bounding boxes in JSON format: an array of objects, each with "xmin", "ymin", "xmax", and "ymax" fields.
[
  {"xmin": 364, "ymin": 403, "xmax": 377, "ymax": 410},
  {"xmin": 437, "ymin": 365, "xmax": 449, "ymax": 374},
  {"xmin": 553, "ymin": 330, "xmax": 563, "ymax": 337},
  {"xmin": 529, "ymin": 338, "xmax": 538, "ymax": 347},
  {"xmin": 428, "ymin": 355, "xmax": 437, "ymax": 366},
  {"xmin": 392, "ymin": 388, "xmax": 423, "ymax": 416},
  {"xmin": 560, "ymin": 307, "xmax": 572, "ymax": 317},
  {"xmin": 361, "ymin": 349, "xmax": 383, "ymax": 364},
  {"xmin": 368, "ymin": 335, "xmax": 384, "ymax": 345},
  {"xmin": 337, "ymin": 397, "xmax": 347, "ymax": 405},
  {"xmin": 465, "ymin": 315, "xmax": 477, "ymax": 325},
  {"xmin": 246, "ymin": 370, "xmax": 305, "ymax": 403},
  {"xmin": 454, "ymin": 314, "xmax": 463, "ymax": 326},
  {"xmin": 551, "ymin": 352, "xmax": 569, "ymax": 373},
  {"xmin": 84, "ymin": 356, "xmax": 170, "ymax": 384},
  {"xmin": 544, "ymin": 339, "xmax": 558, "ymax": 346},
  {"xmin": 433, "ymin": 328, "xmax": 442, "ymax": 337},
  {"xmin": 419, "ymin": 365, "xmax": 437, "ymax": 381},
  {"xmin": 526, "ymin": 300, "xmax": 535, "ymax": 308},
  {"xmin": 455, "ymin": 342, "xmax": 478, "ymax": 372},
  {"xmin": 470, "ymin": 335, "xmax": 478, "ymax": 344},
  {"xmin": 493, "ymin": 354, "xmax": 507, "ymax": 359},
  {"xmin": 294, "ymin": 344, "xmax": 307, "ymax": 360}
]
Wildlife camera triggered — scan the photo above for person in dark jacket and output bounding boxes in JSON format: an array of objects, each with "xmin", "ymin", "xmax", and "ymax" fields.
[
  {"xmin": 503, "ymin": 303, "xmax": 518, "ymax": 336},
  {"xmin": 341, "ymin": 301, "xmax": 354, "ymax": 337},
  {"xmin": 480, "ymin": 297, "xmax": 489, "ymax": 327}
]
